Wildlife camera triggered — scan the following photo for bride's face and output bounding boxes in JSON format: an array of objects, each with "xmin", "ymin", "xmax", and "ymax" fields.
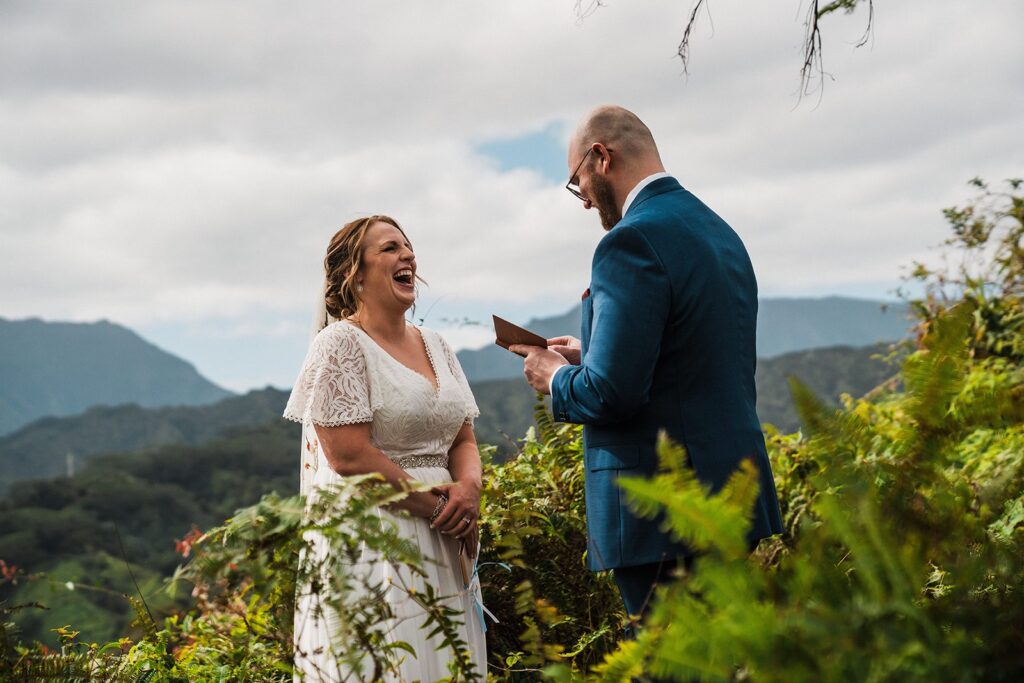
[{"xmin": 356, "ymin": 221, "xmax": 418, "ymax": 314}]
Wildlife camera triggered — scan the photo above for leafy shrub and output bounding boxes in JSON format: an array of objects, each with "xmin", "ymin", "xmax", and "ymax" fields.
[
  {"xmin": 587, "ymin": 302, "xmax": 1024, "ymax": 681},
  {"xmin": 477, "ymin": 410, "xmax": 624, "ymax": 678}
]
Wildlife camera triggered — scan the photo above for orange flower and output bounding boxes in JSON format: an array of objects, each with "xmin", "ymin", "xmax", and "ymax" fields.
[
  {"xmin": 0, "ymin": 559, "xmax": 17, "ymax": 582},
  {"xmin": 174, "ymin": 526, "xmax": 204, "ymax": 558}
]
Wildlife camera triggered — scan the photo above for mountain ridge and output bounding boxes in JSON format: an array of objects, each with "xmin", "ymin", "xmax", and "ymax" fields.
[{"xmin": 0, "ymin": 317, "xmax": 232, "ymax": 435}]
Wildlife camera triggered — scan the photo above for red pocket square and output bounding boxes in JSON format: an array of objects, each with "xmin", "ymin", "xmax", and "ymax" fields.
[{"xmin": 581, "ymin": 287, "xmax": 591, "ymax": 301}]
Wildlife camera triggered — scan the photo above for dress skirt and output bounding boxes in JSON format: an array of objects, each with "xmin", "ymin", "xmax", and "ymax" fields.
[{"xmin": 293, "ymin": 466, "xmax": 487, "ymax": 682}]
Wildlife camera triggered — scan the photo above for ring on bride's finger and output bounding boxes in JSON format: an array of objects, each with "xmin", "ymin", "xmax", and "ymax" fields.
[{"xmin": 462, "ymin": 516, "xmax": 471, "ymax": 525}]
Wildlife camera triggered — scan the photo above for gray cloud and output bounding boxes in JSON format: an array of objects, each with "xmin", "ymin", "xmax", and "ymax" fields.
[{"xmin": 1, "ymin": 0, "xmax": 1021, "ymax": 389}]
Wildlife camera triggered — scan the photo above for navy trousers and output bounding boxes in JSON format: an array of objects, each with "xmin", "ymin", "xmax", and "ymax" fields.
[{"xmin": 613, "ymin": 555, "xmax": 692, "ymax": 621}]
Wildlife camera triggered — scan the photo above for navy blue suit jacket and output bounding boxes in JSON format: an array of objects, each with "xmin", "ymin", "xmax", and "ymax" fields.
[{"xmin": 551, "ymin": 177, "xmax": 784, "ymax": 571}]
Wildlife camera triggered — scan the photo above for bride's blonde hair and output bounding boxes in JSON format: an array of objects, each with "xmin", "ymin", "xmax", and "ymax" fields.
[{"xmin": 324, "ymin": 215, "xmax": 408, "ymax": 320}]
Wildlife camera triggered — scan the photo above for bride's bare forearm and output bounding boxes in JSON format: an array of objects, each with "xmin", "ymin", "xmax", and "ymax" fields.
[{"xmin": 447, "ymin": 428, "xmax": 482, "ymax": 490}]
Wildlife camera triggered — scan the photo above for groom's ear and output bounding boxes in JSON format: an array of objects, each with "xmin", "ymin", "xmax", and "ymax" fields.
[{"xmin": 593, "ymin": 143, "xmax": 612, "ymax": 173}]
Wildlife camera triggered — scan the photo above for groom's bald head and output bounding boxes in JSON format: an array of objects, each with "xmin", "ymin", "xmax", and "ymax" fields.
[
  {"xmin": 569, "ymin": 105, "xmax": 662, "ymax": 168},
  {"xmin": 566, "ymin": 106, "xmax": 666, "ymax": 230}
]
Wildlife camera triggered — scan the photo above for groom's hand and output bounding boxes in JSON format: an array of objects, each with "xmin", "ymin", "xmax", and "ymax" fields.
[
  {"xmin": 547, "ymin": 335, "xmax": 581, "ymax": 365},
  {"xmin": 510, "ymin": 345, "xmax": 569, "ymax": 395}
]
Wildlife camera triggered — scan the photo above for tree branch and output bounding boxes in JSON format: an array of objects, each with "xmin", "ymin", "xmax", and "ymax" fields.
[
  {"xmin": 677, "ymin": 0, "xmax": 708, "ymax": 76},
  {"xmin": 673, "ymin": 0, "xmax": 875, "ymax": 96}
]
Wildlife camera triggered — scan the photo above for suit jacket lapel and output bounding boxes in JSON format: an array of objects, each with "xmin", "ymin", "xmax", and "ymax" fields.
[{"xmin": 581, "ymin": 290, "xmax": 594, "ymax": 359}]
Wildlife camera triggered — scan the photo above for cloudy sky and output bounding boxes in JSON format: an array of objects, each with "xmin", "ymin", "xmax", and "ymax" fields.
[{"xmin": 2, "ymin": 0, "xmax": 1021, "ymax": 391}]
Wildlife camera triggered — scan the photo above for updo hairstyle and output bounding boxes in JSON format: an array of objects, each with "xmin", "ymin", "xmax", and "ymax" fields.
[{"xmin": 324, "ymin": 215, "xmax": 408, "ymax": 321}]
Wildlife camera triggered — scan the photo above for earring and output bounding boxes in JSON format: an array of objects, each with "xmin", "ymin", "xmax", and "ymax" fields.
[{"xmin": 356, "ymin": 284, "xmax": 363, "ymax": 292}]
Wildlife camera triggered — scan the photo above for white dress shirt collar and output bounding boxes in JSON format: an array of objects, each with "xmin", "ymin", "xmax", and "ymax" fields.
[{"xmin": 622, "ymin": 171, "xmax": 672, "ymax": 216}]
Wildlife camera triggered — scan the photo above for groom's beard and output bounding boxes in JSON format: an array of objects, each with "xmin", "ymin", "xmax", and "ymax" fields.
[{"xmin": 590, "ymin": 174, "xmax": 622, "ymax": 231}]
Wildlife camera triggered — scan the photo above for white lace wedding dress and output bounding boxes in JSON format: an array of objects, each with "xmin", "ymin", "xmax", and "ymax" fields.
[{"xmin": 284, "ymin": 321, "xmax": 487, "ymax": 682}]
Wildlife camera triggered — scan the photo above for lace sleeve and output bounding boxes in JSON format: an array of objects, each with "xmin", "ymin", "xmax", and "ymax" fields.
[
  {"xmin": 436, "ymin": 332, "xmax": 480, "ymax": 425},
  {"xmin": 284, "ymin": 324, "xmax": 374, "ymax": 427}
]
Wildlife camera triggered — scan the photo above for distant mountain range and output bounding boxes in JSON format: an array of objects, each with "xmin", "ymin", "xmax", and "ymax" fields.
[
  {"xmin": 0, "ymin": 340, "xmax": 900, "ymax": 493},
  {"xmin": 755, "ymin": 298, "xmax": 911, "ymax": 358},
  {"xmin": 455, "ymin": 296, "xmax": 912, "ymax": 382},
  {"xmin": 0, "ymin": 318, "xmax": 232, "ymax": 435},
  {"xmin": 0, "ymin": 388, "xmax": 288, "ymax": 493},
  {"xmin": 0, "ymin": 298, "xmax": 908, "ymax": 438}
]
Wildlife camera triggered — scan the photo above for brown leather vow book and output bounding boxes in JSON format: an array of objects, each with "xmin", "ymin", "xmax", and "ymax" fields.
[{"xmin": 492, "ymin": 315, "xmax": 547, "ymax": 357}]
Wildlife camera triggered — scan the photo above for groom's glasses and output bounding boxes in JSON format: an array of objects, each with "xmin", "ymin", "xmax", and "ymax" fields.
[{"xmin": 565, "ymin": 147, "xmax": 595, "ymax": 201}]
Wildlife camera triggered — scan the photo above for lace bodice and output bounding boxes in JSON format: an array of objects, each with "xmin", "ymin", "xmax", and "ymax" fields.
[{"xmin": 284, "ymin": 322, "xmax": 479, "ymax": 492}]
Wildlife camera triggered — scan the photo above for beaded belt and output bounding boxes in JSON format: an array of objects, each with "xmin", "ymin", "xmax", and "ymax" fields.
[{"xmin": 391, "ymin": 453, "xmax": 449, "ymax": 470}]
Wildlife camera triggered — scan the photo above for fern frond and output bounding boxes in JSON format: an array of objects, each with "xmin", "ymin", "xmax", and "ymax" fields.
[{"xmin": 620, "ymin": 437, "xmax": 758, "ymax": 559}]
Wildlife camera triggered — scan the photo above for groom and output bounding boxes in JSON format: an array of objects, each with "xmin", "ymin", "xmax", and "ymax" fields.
[{"xmin": 512, "ymin": 105, "xmax": 784, "ymax": 620}]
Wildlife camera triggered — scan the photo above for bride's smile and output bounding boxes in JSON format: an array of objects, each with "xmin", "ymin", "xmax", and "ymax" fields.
[{"xmin": 357, "ymin": 222, "xmax": 419, "ymax": 311}]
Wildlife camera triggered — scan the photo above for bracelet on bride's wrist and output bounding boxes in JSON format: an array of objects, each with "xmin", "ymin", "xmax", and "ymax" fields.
[{"xmin": 429, "ymin": 494, "xmax": 448, "ymax": 524}]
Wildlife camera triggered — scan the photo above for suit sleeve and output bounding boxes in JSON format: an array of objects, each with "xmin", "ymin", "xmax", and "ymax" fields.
[{"xmin": 551, "ymin": 224, "xmax": 670, "ymax": 425}]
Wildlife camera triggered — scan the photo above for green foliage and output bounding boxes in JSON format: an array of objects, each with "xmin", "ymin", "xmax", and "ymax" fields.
[
  {"xmin": 583, "ymin": 298, "xmax": 1024, "ymax": 680},
  {"xmin": 468, "ymin": 377, "xmax": 547, "ymax": 461},
  {"xmin": 4, "ymin": 476, "xmax": 487, "ymax": 681},
  {"xmin": 477, "ymin": 410, "xmax": 624, "ymax": 678},
  {"xmin": 0, "ymin": 419, "xmax": 300, "ymax": 645},
  {"xmin": 755, "ymin": 342, "xmax": 904, "ymax": 433},
  {"xmin": 907, "ymin": 178, "xmax": 1024, "ymax": 362}
]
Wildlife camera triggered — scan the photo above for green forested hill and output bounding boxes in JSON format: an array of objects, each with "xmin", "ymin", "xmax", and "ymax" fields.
[
  {"xmin": 0, "ymin": 388, "xmax": 289, "ymax": 493},
  {"xmin": 470, "ymin": 376, "xmax": 541, "ymax": 455},
  {"xmin": 755, "ymin": 342, "xmax": 899, "ymax": 432},
  {"xmin": 0, "ymin": 318, "xmax": 232, "ymax": 435},
  {"xmin": 0, "ymin": 419, "xmax": 300, "ymax": 645}
]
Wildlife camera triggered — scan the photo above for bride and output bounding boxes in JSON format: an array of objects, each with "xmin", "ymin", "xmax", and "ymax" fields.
[{"xmin": 283, "ymin": 215, "xmax": 487, "ymax": 681}]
